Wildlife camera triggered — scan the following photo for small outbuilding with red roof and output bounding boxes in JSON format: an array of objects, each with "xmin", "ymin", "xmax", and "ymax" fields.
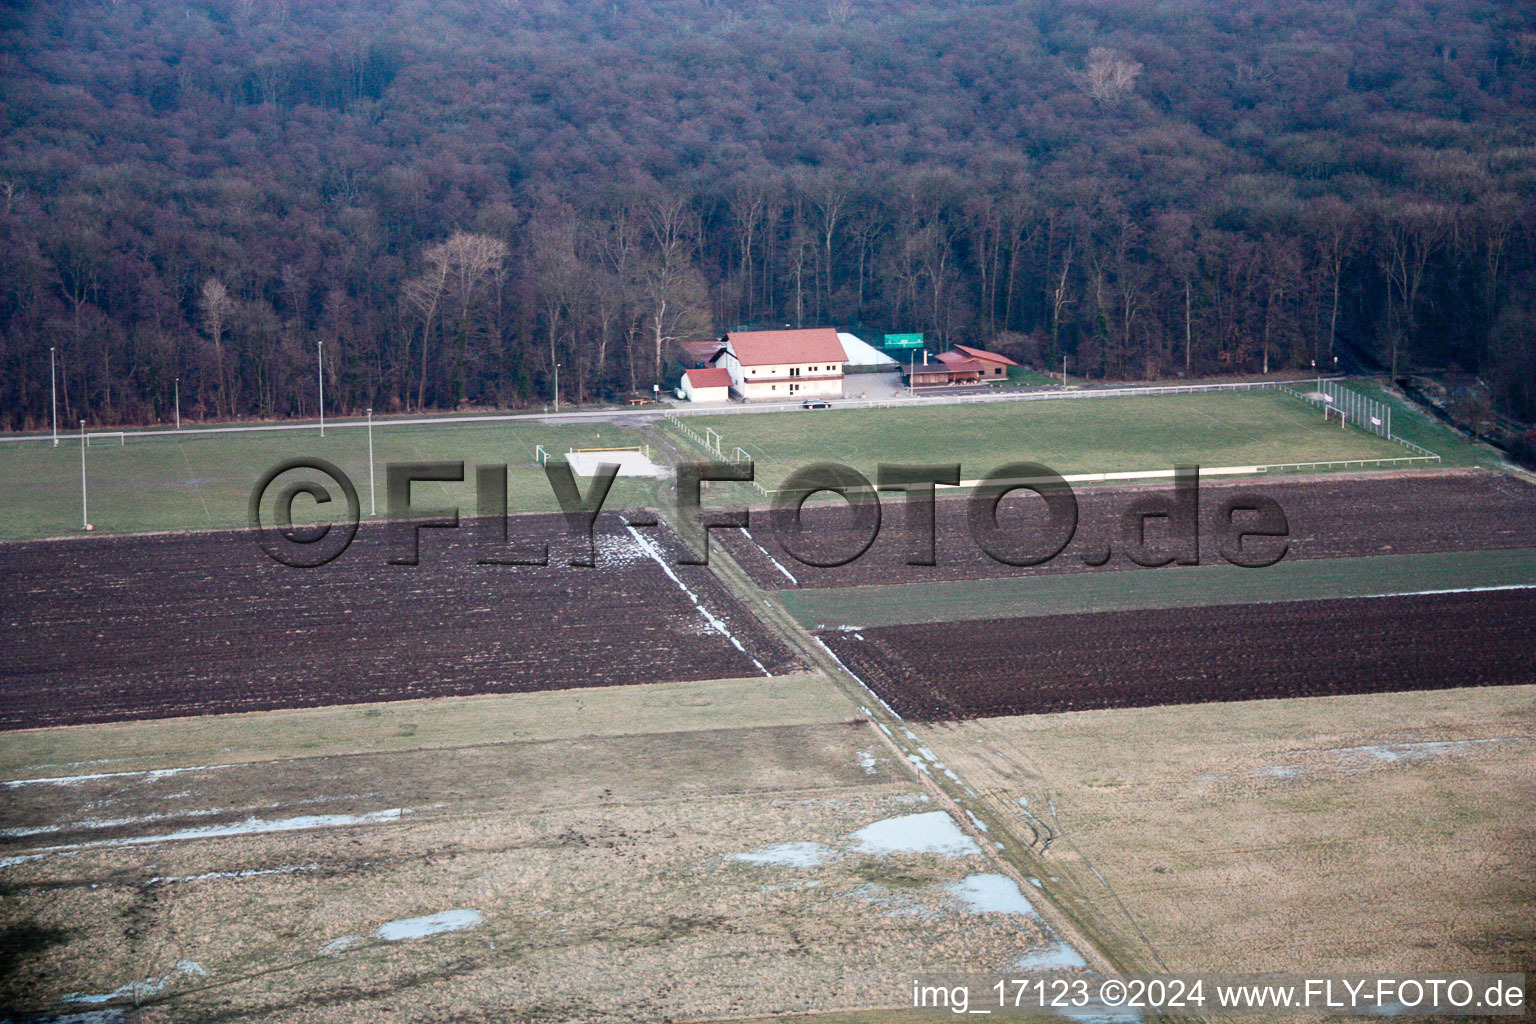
[
  {"xmin": 949, "ymin": 344, "xmax": 1019, "ymax": 378},
  {"xmin": 680, "ymin": 366, "xmax": 734, "ymax": 403}
]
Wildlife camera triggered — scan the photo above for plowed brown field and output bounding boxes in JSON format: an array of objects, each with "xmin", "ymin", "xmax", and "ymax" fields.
[
  {"xmin": 818, "ymin": 589, "xmax": 1536, "ymax": 720},
  {"xmin": 0, "ymin": 513, "xmax": 802, "ymax": 730},
  {"xmin": 725, "ymin": 470, "xmax": 1536, "ymax": 589}
]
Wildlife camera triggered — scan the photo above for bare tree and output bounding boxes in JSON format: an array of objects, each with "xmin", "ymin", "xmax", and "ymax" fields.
[
  {"xmin": 199, "ymin": 278, "xmax": 234, "ymax": 417},
  {"xmin": 403, "ymin": 232, "xmax": 508, "ymax": 409},
  {"xmin": 1086, "ymin": 48, "xmax": 1143, "ymax": 102},
  {"xmin": 1377, "ymin": 203, "xmax": 1449, "ymax": 379},
  {"xmin": 640, "ymin": 194, "xmax": 708, "ymax": 383}
]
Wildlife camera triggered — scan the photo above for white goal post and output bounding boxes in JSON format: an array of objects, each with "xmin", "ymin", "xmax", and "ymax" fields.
[{"xmin": 85, "ymin": 431, "xmax": 126, "ymax": 447}]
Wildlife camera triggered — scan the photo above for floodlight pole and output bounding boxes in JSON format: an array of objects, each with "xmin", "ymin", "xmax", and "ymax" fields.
[
  {"xmin": 317, "ymin": 341, "xmax": 325, "ymax": 437},
  {"xmin": 366, "ymin": 407, "xmax": 376, "ymax": 516},
  {"xmin": 50, "ymin": 347, "xmax": 58, "ymax": 447},
  {"xmin": 174, "ymin": 377, "xmax": 180, "ymax": 430},
  {"xmin": 1062, "ymin": 355, "xmax": 1067, "ymax": 386},
  {"xmin": 554, "ymin": 362, "xmax": 560, "ymax": 413},
  {"xmin": 79, "ymin": 420, "xmax": 87, "ymax": 529}
]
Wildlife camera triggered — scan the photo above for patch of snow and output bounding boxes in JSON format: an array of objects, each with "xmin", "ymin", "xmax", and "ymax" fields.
[
  {"xmin": 944, "ymin": 873, "xmax": 1040, "ymax": 917},
  {"xmin": 844, "ymin": 882, "xmax": 944, "ymax": 921},
  {"xmin": 856, "ymin": 750, "xmax": 880, "ymax": 775},
  {"xmin": 147, "ymin": 862, "xmax": 321, "ymax": 886},
  {"xmin": 964, "ymin": 810, "xmax": 989, "ymax": 833},
  {"xmin": 63, "ymin": 961, "xmax": 206, "ymax": 1005},
  {"xmin": 4, "ymin": 764, "xmax": 232, "ymax": 789},
  {"xmin": 1011, "ymin": 940, "xmax": 1088, "ymax": 970},
  {"xmin": 742, "ymin": 528, "xmax": 800, "ymax": 585},
  {"xmin": 731, "ymin": 842, "xmax": 837, "ymax": 868},
  {"xmin": 848, "ymin": 811, "xmax": 981, "ymax": 858},
  {"xmin": 588, "ymin": 532, "xmax": 648, "ymax": 568},
  {"xmin": 318, "ymin": 935, "xmax": 364, "ymax": 956},
  {"xmin": 626, "ymin": 525, "xmax": 770, "ymax": 677},
  {"xmin": 1028, "ymin": 877, "xmax": 1043, "ymax": 889},
  {"xmin": 375, "ymin": 908, "xmax": 483, "ymax": 942},
  {"xmin": 2, "ymin": 809, "xmax": 408, "ymax": 866}
]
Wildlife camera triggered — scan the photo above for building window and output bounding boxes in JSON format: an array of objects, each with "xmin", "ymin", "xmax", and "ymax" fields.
[{"xmin": 790, "ymin": 366, "xmax": 801, "ymax": 377}]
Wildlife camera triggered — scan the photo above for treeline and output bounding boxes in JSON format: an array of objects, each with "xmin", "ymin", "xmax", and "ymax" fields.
[{"xmin": 1, "ymin": 0, "xmax": 1534, "ymax": 430}]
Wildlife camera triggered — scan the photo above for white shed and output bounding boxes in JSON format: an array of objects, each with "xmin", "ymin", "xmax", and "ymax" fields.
[{"xmin": 680, "ymin": 367, "xmax": 733, "ymax": 402}]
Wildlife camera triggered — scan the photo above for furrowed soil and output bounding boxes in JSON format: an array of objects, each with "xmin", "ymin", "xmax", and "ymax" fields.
[
  {"xmin": 0, "ymin": 513, "xmax": 802, "ymax": 730},
  {"xmin": 818, "ymin": 589, "xmax": 1536, "ymax": 720},
  {"xmin": 722, "ymin": 469, "xmax": 1536, "ymax": 590}
]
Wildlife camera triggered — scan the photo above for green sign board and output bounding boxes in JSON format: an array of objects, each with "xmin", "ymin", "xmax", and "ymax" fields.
[{"xmin": 883, "ymin": 333, "xmax": 925, "ymax": 349}]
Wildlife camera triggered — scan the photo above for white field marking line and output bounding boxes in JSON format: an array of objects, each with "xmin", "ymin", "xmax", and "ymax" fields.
[
  {"xmin": 4, "ymin": 763, "xmax": 238, "ymax": 788},
  {"xmin": 624, "ymin": 525, "xmax": 771, "ymax": 677},
  {"xmin": 173, "ymin": 434, "xmax": 214, "ymax": 526},
  {"xmin": 741, "ymin": 527, "xmax": 799, "ymax": 586},
  {"xmin": 955, "ymin": 465, "xmax": 1253, "ymax": 487},
  {"xmin": 0, "ymin": 808, "xmax": 409, "ymax": 865},
  {"xmin": 1349, "ymin": 583, "xmax": 1536, "ymax": 600},
  {"xmin": 953, "ymin": 458, "xmax": 1436, "ymax": 488}
]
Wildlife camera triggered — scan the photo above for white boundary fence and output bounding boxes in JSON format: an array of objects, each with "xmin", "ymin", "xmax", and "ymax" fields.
[
  {"xmin": 661, "ymin": 376, "xmax": 1327, "ymax": 420},
  {"xmin": 0, "ymin": 376, "xmax": 1357, "ymax": 444},
  {"xmin": 1279, "ymin": 379, "xmax": 1441, "ymax": 462},
  {"xmin": 663, "ymin": 415, "xmax": 772, "ymax": 496}
]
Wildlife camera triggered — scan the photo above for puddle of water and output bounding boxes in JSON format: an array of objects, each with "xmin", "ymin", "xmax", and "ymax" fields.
[
  {"xmin": 1010, "ymin": 939, "xmax": 1088, "ymax": 970},
  {"xmin": 318, "ymin": 935, "xmax": 364, "ymax": 956},
  {"xmin": 944, "ymin": 873, "xmax": 1040, "ymax": 917},
  {"xmin": 375, "ymin": 908, "xmax": 483, "ymax": 942},
  {"xmin": 731, "ymin": 842, "xmax": 837, "ymax": 868},
  {"xmin": 848, "ymin": 811, "xmax": 981, "ymax": 858},
  {"xmin": 62, "ymin": 961, "xmax": 206, "ymax": 1005}
]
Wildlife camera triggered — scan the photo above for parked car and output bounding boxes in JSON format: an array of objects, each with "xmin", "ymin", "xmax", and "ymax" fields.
[{"xmin": 800, "ymin": 399, "xmax": 832, "ymax": 410}]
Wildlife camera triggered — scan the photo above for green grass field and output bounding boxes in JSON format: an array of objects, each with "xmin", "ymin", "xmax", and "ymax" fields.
[
  {"xmin": 780, "ymin": 548, "xmax": 1536, "ymax": 628},
  {"xmin": 676, "ymin": 390, "xmax": 1414, "ymax": 489},
  {"xmin": 1353, "ymin": 378, "xmax": 1504, "ymax": 468},
  {"xmin": 0, "ymin": 419, "xmax": 654, "ymax": 540}
]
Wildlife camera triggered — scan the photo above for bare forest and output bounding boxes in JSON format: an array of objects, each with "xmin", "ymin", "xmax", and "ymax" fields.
[{"xmin": 2, "ymin": 0, "xmax": 1534, "ymax": 428}]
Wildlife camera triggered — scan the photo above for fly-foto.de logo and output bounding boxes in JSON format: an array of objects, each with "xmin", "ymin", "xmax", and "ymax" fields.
[{"xmin": 250, "ymin": 458, "xmax": 1289, "ymax": 571}]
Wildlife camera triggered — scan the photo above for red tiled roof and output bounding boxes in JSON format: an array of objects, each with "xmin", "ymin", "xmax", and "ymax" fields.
[
  {"xmin": 684, "ymin": 367, "xmax": 734, "ymax": 388},
  {"xmin": 952, "ymin": 344, "xmax": 1019, "ymax": 366},
  {"xmin": 725, "ymin": 328, "xmax": 847, "ymax": 366},
  {"xmin": 934, "ymin": 351, "xmax": 987, "ymax": 373},
  {"xmin": 679, "ymin": 339, "xmax": 726, "ymax": 364}
]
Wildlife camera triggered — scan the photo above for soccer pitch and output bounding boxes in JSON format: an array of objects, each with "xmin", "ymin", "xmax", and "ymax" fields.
[
  {"xmin": 677, "ymin": 390, "xmax": 1415, "ymax": 488},
  {"xmin": 0, "ymin": 419, "xmax": 653, "ymax": 541}
]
